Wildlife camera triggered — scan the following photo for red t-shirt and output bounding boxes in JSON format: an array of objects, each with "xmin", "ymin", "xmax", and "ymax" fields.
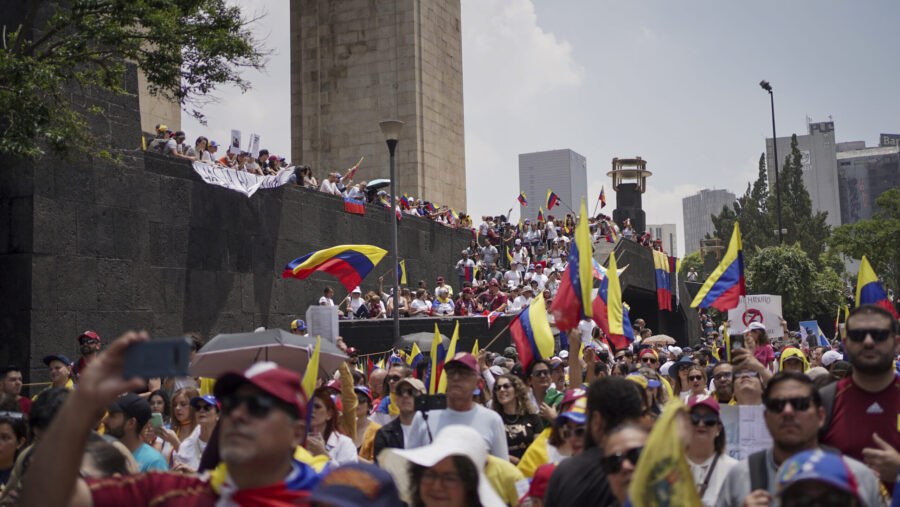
[
  {"xmin": 16, "ymin": 396, "xmax": 31, "ymax": 415},
  {"xmin": 822, "ymin": 376, "xmax": 900, "ymax": 464}
]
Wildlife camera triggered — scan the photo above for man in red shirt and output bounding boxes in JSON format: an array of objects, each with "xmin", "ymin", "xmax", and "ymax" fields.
[
  {"xmin": 0, "ymin": 366, "xmax": 30, "ymax": 414},
  {"xmin": 477, "ymin": 279, "xmax": 508, "ymax": 312},
  {"xmin": 72, "ymin": 331, "xmax": 101, "ymax": 380},
  {"xmin": 822, "ymin": 304, "xmax": 900, "ymax": 485}
]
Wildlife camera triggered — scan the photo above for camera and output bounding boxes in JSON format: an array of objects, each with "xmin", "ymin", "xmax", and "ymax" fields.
[{"xmin": 414, "ymin": 394, "xmax": 447, "ymax": 412}]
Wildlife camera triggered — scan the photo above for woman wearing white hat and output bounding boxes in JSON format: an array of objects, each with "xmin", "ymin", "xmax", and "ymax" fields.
[{"xmin": 379, "ymin": 425, "xmax": 504, "ymax": 507}]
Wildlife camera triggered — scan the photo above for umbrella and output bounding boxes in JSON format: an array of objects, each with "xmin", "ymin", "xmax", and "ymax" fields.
[
  {"xmin": 366, "ymin": 179, "xmax": 391, "ymax": 190},
  {"xmin": 642, "ymin": 334, "xmax": 676, "ymax": 345},
  {"xmin": 190, "ymin": 328, "xmax": 347, "ymax": 378},
  {"xmin": 399, "ymin": 331, "xmax": 449, "ymax": 353}
]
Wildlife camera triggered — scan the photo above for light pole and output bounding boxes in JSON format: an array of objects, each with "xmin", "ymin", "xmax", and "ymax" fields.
[
  {"xmin": 760, "ymin": 80, "xmax": 784, "ymax": 244},
  {"xmin": 379, "ymin": 119, "xmax": 404, "ymax": 342}
]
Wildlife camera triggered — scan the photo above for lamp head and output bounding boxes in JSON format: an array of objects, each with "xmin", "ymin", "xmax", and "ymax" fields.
[
  {"xmin": 759, "ymin": 80, "xmax": 772, "ymax": 92},
  {"xmin": 379, "ymin": 120, "xmax": 405, "ymax": 142}
]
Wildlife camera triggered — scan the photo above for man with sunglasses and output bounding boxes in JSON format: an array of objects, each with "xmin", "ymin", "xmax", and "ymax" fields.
[
  {"xmin": 72, "ymin": 331, "xmax": 101, "ymax": 380},
  {"xmin": 638, "ymin": 348, "xmax": 660, "ymax": 371},
  {"xmin": 373, "ymin": 377, "xmax": 425, "ymax": 464},
  {"xmin": 709, "ymin": 362, "xmax": 734, "ymax": 405},
  {"xmin": 614, "ymin": 348, "xmax": 633, "ymax": 370},
  {"xmin": 370, "ymin": 363, "xmax": 414, "ymax": 425},
  {"xmin": 22, "ymin": 332, "xmax": 323, "ymax": 506},
  {"xmin": 406, "ymin": 352, "xmax": 508, "ymax": 459},
  {"xmin": 822, "ymin": 304, "xmax": 900, "ymax": 485},
  {"xmin": 716, "ymin": 371, "xmax": 881, "ymax": 507}
]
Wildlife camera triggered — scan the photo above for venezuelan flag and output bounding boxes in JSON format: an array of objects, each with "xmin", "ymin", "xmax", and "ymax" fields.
[
  {"xmin": 346, "ymin": 156, "xmax": 364, "ymax": 179},
  {"xmin": 506, "ymin": 246, "xmax": 515, "ymax": 265},
  {"xmin": 591, "ymin": 252, "xmax": 633, "ymax": 349},
  {"xmin": 400, "ymin": 194, "xmax": 411, "ymax": 210},
  {"xmin": 690, "ymin": 222, "xmax": 745, "ymax": 311},
  {"xmin": 550, "ymin": 199, "xmax": 593, "ymax": 331},
  {"xmin": 437, "ymin": 322, "xmax": 460, "ymax": 393},
  {"xmin": 653, "ymin": 250, "xmax": 672, "ymax": 311},
  {"xmin": 518, "ymin": 191, "xmax": 528, "ymax": 206},
  {"xmin": 283, "ymin": 245, "xmax": 387, "ymax": 292},
  {"xmin": 406, "ymin": 343, "xmax": 424, "ymax": 376},
  {"xmin": 510, "ymin": 292, "xmax": 555, "ymax": 368},
  {"xmin": 537, "ymin": 207, "xmax": 545, "ymax": 222},
  {"xmin": 599, "ymin": 186, "xmax": 606, "ymax": 208},
  {"xmin": 427, "ymin": 324, "xmax": 446, "ymax": 394},
  {"xmin": 464, "ymin": 265, "xmax": 475, "ymax": 283},
  {"xmin": 856, "ymin": 256, "xmax": 898, "ymax": 317},
  {"xmin": 471, "ymin": 339, "xmax": 479, "ymax": 355},
  {"xmin": 300, "ymin": 336, "xmax": 321, "ymax": 402},
  {"xmin": 398, "ymin": 260, "xmax": 407, "ymax": 285},
  {"xmin": 546, "ymin": 189, "xmax": 560, "ymax": 210}
]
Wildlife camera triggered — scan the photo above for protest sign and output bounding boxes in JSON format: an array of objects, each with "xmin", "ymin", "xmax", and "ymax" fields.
[
  {"xmin": 799, "ymin": 320, "xmax": 821, "ymax": 348},
  {"xmin": 230, "ymin": 129, "xmax": 241, "ymax": 154},
  {"xmin": 248, "ymin": 133, "xmax": 260, "ymax": 158},
  {"xmin": 307, "ymin": 305, "xmax": 339, "ymax": 344},
  {"xmin": 726, "ymin": 295, "xmax": 784, "ymax": 338},
  {"xmin": 191, "ymin": 162, "xmax": 294, "ymax": 197},
  {"xmin": 719, "ymin": 405, "xmax": 773, "ymax": 460}
]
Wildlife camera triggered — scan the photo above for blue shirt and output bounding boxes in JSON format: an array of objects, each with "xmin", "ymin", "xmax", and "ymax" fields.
[{"xmin": 133, "ymin": 443, "xmax": 169, "ymax": 472}]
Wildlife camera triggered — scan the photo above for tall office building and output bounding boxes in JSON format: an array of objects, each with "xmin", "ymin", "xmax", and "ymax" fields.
[
  {"xmin": 765, "ymin": 121, "xmax": 841, "ymax": 228},
  {"xmin": 290, "ymin": 0, "xmax": 466, "ymax": 210},
  {"xmin": 518, "ymin": 149, "xmax": 587, "ymax": 222},
  {"xmin": 682, "ymin": 189, "xmax": 736, "ymax": 255},
  {"xmin": 647, "ymin": 223, "xmax": 678, "ymax": 257},
  {"xmin": 836, "ymin": 144, "xmax": 900, "ymax": 224}
]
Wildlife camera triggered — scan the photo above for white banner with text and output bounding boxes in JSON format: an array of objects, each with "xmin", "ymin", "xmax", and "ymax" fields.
[{"xmin": 191, "ymin": 162, "xmax": 293, "ymax": 197}]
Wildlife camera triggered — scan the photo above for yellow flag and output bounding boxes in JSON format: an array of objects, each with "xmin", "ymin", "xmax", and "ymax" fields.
[
  {"xmin": 429, "ymin": 324, "xmax": 442, "ymax": 394},
  {"xmin": 301, "ymin": 336, "xmax": 321, "ymax": 401},
  {"xmin": 438, "ymin": 321, "xmax": 460, "ymax": 394},
  {"xmin": 472, "ymin": 339, "xmax": 479, "ymax": 355},
  {"xmin": 627, "ymin": 397, "xmax": 702, "ymax": 506},
  {"xmin": 724, "ymin": 323, "xmax": 731, "ymax": 363},
  {"xmin": 407, "ymin": 343, "xmax": 422, "ymax": 366}
]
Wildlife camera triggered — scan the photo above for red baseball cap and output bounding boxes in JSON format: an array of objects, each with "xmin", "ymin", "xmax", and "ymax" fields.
[
  {"xmin": 325, "ymin": 379, "xmax": 342, "ymax": 393},
  {"xmin": 214, "ymin": 362, "xmax": 308, "ymax": 419},
  {"xmin": 687, "ymin": 393, "xmax": 720, "ymax": 415},
  {"xmin": 78, "ymin": 331, "xmax": 100, "ymax": 343},
  {"xmin": 444, "ymin": 352, "xmax": 478, "ymax": 374}
]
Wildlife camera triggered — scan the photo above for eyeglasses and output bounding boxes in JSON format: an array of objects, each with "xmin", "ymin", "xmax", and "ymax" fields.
[
  {"xmin": 559, "ymin": 425, "xmax": 586, "ymax": 440},
  {"xmin": 396, "ymin": 387, "xmax": 418, "ymax": 397},
  {"xmin": 734, "ymin": 371, "xmax": 759, "ymax": 379},
  {"xmin": 847, "ymin": 328, "xmax": 892, "ymax": 343},
  {"xmin": 356, "ymin": 396, "xmax": 369, "ymax": 405},
  {"xmin": 713, "ymin": 373, "xmax": 733, "ymax": 381},
  {"xmin": 690, "ymin": 412, "xmax": 719, "ymax": 427},
  {"xmin": 387, "ymin": 375, "xmax": 403, "ymax": 383},
  {"xmin": 688, "ymin": 375, "xmax": 704, "ymax": 382},
  {"xmin": 531, "ymin": 369, "xmax": 550, "ymax": 378},
  {"xmin": 444, "ymin": 367, "xmax": 475, "ymax": 379},
  {"xmin": 764, "ymin": 396, "xmax": 812, "ymax": 413},
  {"xmin": 641, "ymin": 357, "xmax": 658, "ymax": 364},
  {"xmin": 421, "ymin": 470, "xmax": 462, "ymax": 488},
  {"xmin": 194, "ymin": 403, "xmax": 216, "ymax": 412},
  {"xmin": 220, "ymin": 394, "xmax": 285, "ymax": 419},
  {"xmin": 600, "ymin": 446, "xmax": 643, "ymax": 474},
  {"xmin": 495, "ymin": 383, "xmax": 513, "ymax": 391}
]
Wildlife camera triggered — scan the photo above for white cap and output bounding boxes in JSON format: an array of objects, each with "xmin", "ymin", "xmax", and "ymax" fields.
[
  {"xmin": 822, "ymin": 350, "xmax": 842, "ymax": 367},
  {"xmin": 744, "ymin": 322, "xmax": 766, "ymax": 333},
  {"xmin": 668, "ymin": 346, "xmax": 683, "ymax": 356},
  {"xmin": 660, "ymin": 362, "xmax": 672, "ymax": 376},
  {"xmin": 559, "ymin": 350, "xmax": 569, "ymax": 359},
  {"xmin": 351, "ymin": 287, "xmax": 361, "ymax": 294},
  {"xmin": 515, "ymin": 239, "xmax": 522, "ymax": 245}
]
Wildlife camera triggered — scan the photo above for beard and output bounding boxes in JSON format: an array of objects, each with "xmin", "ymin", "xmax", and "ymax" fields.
[
  {"xmin": 105, "ymin": 422, "xmax": 125, "ymax": 439},
  {"xmin": 847, "ymin": 348, "xmax": 894, "ymax": 375}
]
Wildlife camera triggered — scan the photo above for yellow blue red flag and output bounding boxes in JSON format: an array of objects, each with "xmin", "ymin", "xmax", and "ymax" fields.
[
  {"xmin": 437, "ymin": 322, "xmax": 460, "ymax": 394},
  {"xmin": 550, "ymin": 199, "xmax": 593, "ymax": 330},
  {"xmin": 283, "ymin": 244, "xmax": 387, "ymax": 292},
  {"xmin": 690, "ymin": 222, "xmax": 744, "ymax": 311},
  {"xmin": 510, "ymin": 292, "xmax": 555, "ymax": 368},
  {"xmin": 856, "ymin": 255, "xmax": 898, "ymax": 317}
]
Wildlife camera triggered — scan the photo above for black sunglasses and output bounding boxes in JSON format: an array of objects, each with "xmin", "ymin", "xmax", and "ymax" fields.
[
  {"xmin": 220, "ymin": 394, "xmax": 287, "ymax": 419},
  {"xmin": 641, "ymin": 357, "xmax": 658, "ymax": 364},
  {"xmin": 600, "ymin": 446, "xmax": 643, "ymax": 474},
  {"xmin": 396, "ymin": 387, "xmax": 419, "ymax": 397},
  {"xmin": 764, "ymin": 396, "xmax": 812, "ymax": 413},
  {"xmin": 688, "ymin": 375, "xmax": 704, "ymax": 382},
  {"xmin": 690, "ymin": 412, "xmax": 718, "ymax": 427},
  {"xmin": 531, "ymin": 369, "xmax": 550, "ymax": 377},
  {"xmin": 387, "ymin": 375, "xmax": 403, "ymax": 382},
  {"xmin": 847, "ymin": 328, "xmax": 892, "ymax": 343},
  {"xmin": 494, "ymin": 383, "xmax": 513, "ymax": 391},
  {"xmin": 194, "ymin": 403, "xmax": 217, "ymax": 412},
  {"xmin": 559, "ymin": 425, "xmax": 586, "ymax": 440}
]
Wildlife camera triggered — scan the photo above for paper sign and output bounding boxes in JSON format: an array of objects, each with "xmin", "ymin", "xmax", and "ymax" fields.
[
  {"xmin": 719, "ymin": 405, "xmax": 773, "ymax": 460},
  {"xmin": 799, "ymin": 320, "xmax": 821, "ymax": 348},
  {"xmin": 248, "ymin": 133, "xmax": 260, "ymax": 158},
  {"xmin": 230, "ymin": 129, "xmax": 241, "ymax": 154},
  {"xmin": 727, "ymin": 295, "xmax": 784, "ymax": 338},
  {"xmin": 307, "ymin": 306, "xmax": 339, "ymax": 344}
]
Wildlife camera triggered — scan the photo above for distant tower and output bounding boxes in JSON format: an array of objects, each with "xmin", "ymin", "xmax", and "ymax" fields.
[{"xmin": 608, "ymin": 157, "xmax": 652, "ymax": 234}]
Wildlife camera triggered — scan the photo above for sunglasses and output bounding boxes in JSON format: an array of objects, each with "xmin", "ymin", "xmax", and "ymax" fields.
[
  {"xmin": 764, "ymin": 396, "xmax": 812, "ymax": 413},
  {"xmin": 641, "ymin": 357, "xmax": 658, "ymax": 364},
  {"xmin": 615, "ymin": 355, "xmax": 626, "ymax": 361},
  {"xmin": 688, "ymin": 375, "xmax": 704, "ymax": 382},
  {"xmin": 600, "ymin": 446, "xmax": 643, "ymax": 474},
  {"xmin": 713, "ymin": 373, "xmax": 733, "ymax": 381},
  {"xmin": 194, "ymin": 403, "xmax": 217, "ymax": 412},
  {"xmin": 531, "ymin": 369, "xmax": 550, "ymax": 378},
  {"xmin": 690, "ymin": 412, "xmax": 719, "ymax": 427},
  {"xmin": 396, "ymin": 387, "xmax": 419, "ymax": 397},
  {"xmin": 559, "ymin": 425, "xmax": 586, "ymax": 440},
  {"xmin": 220, "ymin": 394, "xmax": 286, "ymax": 419},
  {"xmin": 847, "ymin": 328, "xmax": 892, "ymax": 343},
  {"xmin": 387, "ymin": 375, "xmax": 403, "ymax": 383},
  {"xmin": 495, "ymin": 383, "xmax": 513, "ymax": 391}
]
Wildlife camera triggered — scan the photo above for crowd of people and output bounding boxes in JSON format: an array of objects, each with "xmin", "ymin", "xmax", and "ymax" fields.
[{"xmin": 1, "ymin": 301, "xmax": 898, "ymax": 506}]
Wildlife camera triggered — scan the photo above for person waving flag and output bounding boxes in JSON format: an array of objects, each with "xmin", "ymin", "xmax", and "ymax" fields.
[
  {"xmin": 599, "ymin": 186, "xmax": 606, "ymax": 208},
  {"xmin": 546, "ymin": 189, "xmax": 560, "ymax": 210},
  {"xmin": 690, "ymin": 222, "xmax": 745, "ymax": 311},
  {"xmin": 550, "ymin": 199, "xmax": 593, "ymax": 330}
]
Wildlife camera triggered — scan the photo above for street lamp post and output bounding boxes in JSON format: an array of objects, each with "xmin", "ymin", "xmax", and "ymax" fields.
[
  {"xmin": 379, "ymin": 120, "xmax": 404, "ymax": 342},
  {"xmin": 760, "ymin": 80, "xmax": 784, "ymax": 244}
]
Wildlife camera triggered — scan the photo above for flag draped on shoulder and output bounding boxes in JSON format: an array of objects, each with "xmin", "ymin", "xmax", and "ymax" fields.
[
  {"xmin": 437, "ymin": 322, "xmax": 460, "ymax": 394},
  {"xmin": 856, "ymin": 255, "xmax": 898, "ymax": 317},
  {"xmin": 283, "ymin": 245, "xmax": 387, "ymax": 292},
  {"xmin": 626, "ymin": 398, "xmax": 702, "ymax": 506},
  {"xmin": 690, "ymin": 222, "xmax": 745, "ymax": 311},
  {"xmin": 509, "ymin": 294, "xmax": 555, "ymax": 369},
  {"xmin": 592, "ymin": 252, "xmax": 633, "ymax": 349},
  {"xmin": 550, "ymin": 199, "xmax": 593, "ymax": 330},
  {"xmin": 653, "ymin": 250, "xmax": 673, "ymax": 311}
]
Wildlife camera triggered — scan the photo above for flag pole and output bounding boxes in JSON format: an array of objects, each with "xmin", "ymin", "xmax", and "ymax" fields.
[{"xmin": 482, "ymin": 317, "xmax": 516, "ymax": 351}]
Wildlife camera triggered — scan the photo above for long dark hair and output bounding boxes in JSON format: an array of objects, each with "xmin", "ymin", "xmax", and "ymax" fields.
[
  {"xmin": 410, "ymin": 455, "xmax": 482, "ymax": 507},
  {"xmin": 149, "ymin": 389, "xmax": 171, "ymax": 423}
]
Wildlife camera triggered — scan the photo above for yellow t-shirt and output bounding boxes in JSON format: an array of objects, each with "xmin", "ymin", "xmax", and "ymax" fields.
[{"xmin": 485, "ymin": 455, "xmax": 525, "ymax": 506}]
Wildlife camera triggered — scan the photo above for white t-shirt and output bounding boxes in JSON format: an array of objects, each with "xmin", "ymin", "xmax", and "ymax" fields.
[
  {"xmin": 688, "ymin": 453, "xmax": 738, "ymax": 507},
  {"xmin": 503, "ymin": 270, "xmax": 521, "ymax": 286},
  {"xmin": 319, "ymin": 179, "xmax": 340, "ymax": 195},
  {"xmin": 318, "ymin": 297, "xmax": 335, "ymax": 306},
  {"xmin": 349, "ymin": 296, "xmax": 365, "ymax": 314},
  {"xmin": 172, "ymin": 425, "xmax": 208, "ymax": 471},
  {"xmin": 165, "ymin": 138, "xmax": 178, "ymax": 154},
  {"xmin": 530, "ymin": 273, "xmax": 548, "ymax": 290},
  {"xmin": 406, "ymin": 405, "xmax": 508, "ymax": 459},
  {"xmin": 326, "ymin": 432, "xmax": 359, "ymax": 466},
  {"xmin": 409, "ymin": 298, "xmax": 430, "ymax": 317},
  {"xmin": 514, "ymin": 295, "xmax": 533, "ymax": 308}
]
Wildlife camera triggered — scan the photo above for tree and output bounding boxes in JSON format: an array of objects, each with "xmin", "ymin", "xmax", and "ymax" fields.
[
  {"xmin": 745, "ymin": 244, "xmax": 844, "ymax": 326},
  {"xmin": 829, "ymin": 188, "xmax": 900, "ymax": 292},
  {"xmin": 711, "ymin": 153, "xmax": 775, "ymax": 255},
  {"xmin": 679, "ymin": 250, "xmax": 703, "ymax": 277},
  {"xmin": 1, "ymin": 0, "xmax": 266, "ymax": 159}
]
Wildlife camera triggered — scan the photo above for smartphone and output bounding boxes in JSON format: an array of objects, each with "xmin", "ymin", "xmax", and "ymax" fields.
[
  {"xmin": 123, "ymin": 337, "xmax": 191, "ymax": 379},
  {"xmin": 150, "ymin": 413, "xmax": 164, "ymax": 429},
  {"xmin": 414, "ymin": 394, "xmax": 447, "ymax": 412},
  {"xmin": 729, "ymin": 333, "xmax": 745, "ymax": 358}
]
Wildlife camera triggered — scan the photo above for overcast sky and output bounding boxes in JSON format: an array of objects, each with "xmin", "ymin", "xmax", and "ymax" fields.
[{"xmin": 183, "ymin": 0, "xmax": 900, "ymax": 256}]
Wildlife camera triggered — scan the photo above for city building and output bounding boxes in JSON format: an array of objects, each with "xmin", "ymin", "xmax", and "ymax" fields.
[
  {"xmin": 647, "ymin": 224, "xmax": 678, "ymax": 257},
  {"xmin": 765, "ymin": 121, "xmax": 841, "ymax": 228},
  {"xmin": 290, "ymin": 0, "xmax": 466, "ymax": 210},
  {"xmin": 682, "ymin": 189, "xmax": 736, "ymax": 255},
  {"xmin": 836, "ymin": 144, "xmax": 900, "ymax": 224},
  {"xmin": 518, "ymin": 149, "xmax": 587, "ymax": 222}
]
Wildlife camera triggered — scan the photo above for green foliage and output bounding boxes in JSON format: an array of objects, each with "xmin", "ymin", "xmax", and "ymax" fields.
[
  {"xmin": 712, "ymin": 153, "xmax": 776, "ymax": 257},
  {"xmin": 746, "ymin": 244, "xmax": 844, "ymax": 325},
  {"xmin": 679, "ymin": 251, "xmax": 703, "ymax": 277},
  {"xmin": 829, "ymin": 188, "xmax": 900, "ymax": 291},
  {"xmin": 1, "ymin": 0, "xmax": 267, "ymax": 159}
]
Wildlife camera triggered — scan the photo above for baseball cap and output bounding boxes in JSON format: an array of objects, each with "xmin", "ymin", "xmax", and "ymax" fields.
[
  {"xmin": 346, "ymin": 347, "xmax": 358, "ymax": 356},
  {"xmin": 822, "ymin": 350, "xmax": 842, "ymax": 367},
  {"xmin": 214, "ymin": 362, "xmax": 308, "ymax": 419},
  {"xmin": 290, "ymin": 319, "xmax": 307, "ymax": 332},
  {"xmin": 489, "ymin": 279, "xmax": 499, "ymax": 287},
  {"xmin": 687, "ymin": 393, "xmax": 720, "ymax": 415},
  {"xmin": 190, "ymin": 394, "xmax": 218, "ymax": 409},
  {"xmin": 559, "ymin": 350, "xmax": 569, "ymax": 359},
  {"xmin": 515, "ymin": 239, "xmax": 522, "ymax": 245},
  {"xmin": 78, "ymin": 331, "xmax": 101, "ymax": 343},
  {"xmin": 43, "ymin": 354, "xmax": 72, "ymax": 366},
  {"xmin": 526, "ymin": 464, "xmax": 556, "ymax": 500},
  {"xmin": 503, "ymin": 346, "xmax": 518, "ymax": 359},
  {"xmin": 776, "ymin": 449, "xmax": 860, "ymax": 500},
  {"xmin": 108, "ymin": 393, "xmax": 152, "ymax": 429},
  {"xmin": 209, "ymin": 141, "xmax": 218, "ymax": 148},
  {"xmin": 555, "ymin": 394, "xmax": 587, "ymax": 425},
  {"xmin": 745, "ymin": 322, "xmax": 766, "ymax": 333},
  {"xmin": 436, "ymin": 276, "xmax": 444, "ymax": 282},
  {"xmin": 325, "ymin": 379, "xmax": 342, "ymax": 393},
  {"xmin": 444, "ymin": 352, "xmax": 478, "ymax": 374},
  {"xmin": 549, "ymin": 357, "xmax": 564, "ymax": 369},
  {"xmin": 308, "ymin": 463, "xmax": 402, "ymax": 507},
  {"xmin": 354, "ymin": 386, "xmax": 372, "ymax": 405},
  {"xmin": 396, "ymin": 377, "xmax": 426, "ymax": 394}
]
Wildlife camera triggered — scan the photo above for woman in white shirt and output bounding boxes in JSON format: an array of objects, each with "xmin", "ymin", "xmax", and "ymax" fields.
[
  {"xmin": 307, "ymin": 389, "xmax": 358, "ymax": 466},
  {"xmin": 172, "ymin": 395, "xmax": 219, "ymax": 472},
  {"xmin": 408, "ymin": 289, "xmax": 430, "ymax": 317},
  {"xmin": 685, "ymin": 395, "xmax": 738, "ymax": 507}
]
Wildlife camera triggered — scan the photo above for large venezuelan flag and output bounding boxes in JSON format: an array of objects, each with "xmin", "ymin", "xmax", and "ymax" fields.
[
  {"xmin": 510, "ymin": 293, "xmax": 555, "ymax": 368},
  {"xmin": 592, "ymin": 252, "xmax": 633, "ymax": 349},
  {"xmin": 856, "ymin": 255, "xmax": 898, "ymax": 317},
  {"xmin": 283, "ymin": 245, "xmax": 387, "ymax": 292},
  {"xmin": 690, "ymin": 222, "xmax": 744, "ymax": 311},
  {"xmin": 550, "ymin": 199, "xmax": 593, "ymax": 330},
  {"xmin": 653, "ymin": 250, "xmax": 672, "ymax": 311}
]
